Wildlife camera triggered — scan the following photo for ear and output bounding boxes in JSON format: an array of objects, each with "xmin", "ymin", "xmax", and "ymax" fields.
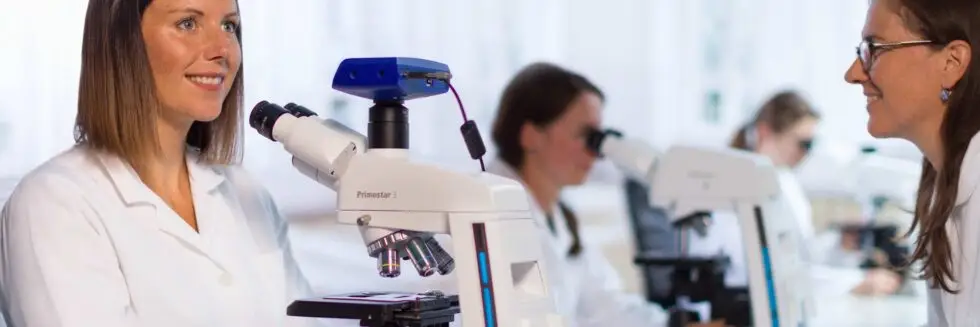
[
  {"xmin": 755, "ymin": 122, "xmax": 774, "ymax": 141},
  {"xmin": 942, "ymin": 40, "xmax": 972, "ymax": 88},
  {"xmin": 519, "ymin": 122, "xmax": 544, "ymax": 153}
]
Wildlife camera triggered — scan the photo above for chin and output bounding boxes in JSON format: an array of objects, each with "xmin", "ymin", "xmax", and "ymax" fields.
[
  {"xmin": 866, "ymin": 124, "xmax": 896, "ymax": 139},
  {"xmin": 565, "ymin": 173, "xmax": 589, "ymax": 186},
  {"xmin": 188, "ymin": 105, "xmax": 224, "ymax": 122}
]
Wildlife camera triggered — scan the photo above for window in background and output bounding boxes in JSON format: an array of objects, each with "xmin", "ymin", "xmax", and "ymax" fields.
[{"xmin": 699, "ymin": 0, "xmax": 731, "ymax": 127}]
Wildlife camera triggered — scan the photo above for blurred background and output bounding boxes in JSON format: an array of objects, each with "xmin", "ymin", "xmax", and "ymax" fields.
[{"xmin": 0, "ymin": 0, "xmax": 929, "ymax": 325}]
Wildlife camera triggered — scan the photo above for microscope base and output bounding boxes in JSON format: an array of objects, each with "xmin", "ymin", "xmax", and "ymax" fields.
[{"xmin": 287, "ymin": 291, "xmax": 460, "ymax": 327}]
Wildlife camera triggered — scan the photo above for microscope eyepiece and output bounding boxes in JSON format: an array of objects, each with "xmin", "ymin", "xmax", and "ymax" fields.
[
  {"xmin": 285, "ymin": 103, "xmax": 318, "ymax": 117},
  {"xmin": 249, "ymin": 101, "xmax": 289, "ymax": 141},
  {"xmin": 586, "ymin": 128, "xmax": 623, "ymax": 157}
]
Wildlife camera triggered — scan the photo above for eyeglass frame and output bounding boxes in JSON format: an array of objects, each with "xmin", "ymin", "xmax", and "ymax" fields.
[{"xmin": 856, "ymin": 38, "xmax": 937, "ymax": 72}]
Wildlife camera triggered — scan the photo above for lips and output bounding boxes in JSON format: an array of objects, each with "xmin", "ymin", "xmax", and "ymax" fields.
[{"xmin": 866, "ymin": 94, "xmax": 881, "ymax": 105}]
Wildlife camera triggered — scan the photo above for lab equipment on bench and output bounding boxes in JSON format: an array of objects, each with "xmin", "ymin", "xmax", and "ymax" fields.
[
  {"xmin": 586, "ymin": 128, "xmax": 813, "ymax": 327},
  {"xmin": 828, "ymin": 147, "xmax": 917, "ymax": 279},
  {"xmin": 249, "ymin": 57, "xmax": 565, "ymax": 327}
]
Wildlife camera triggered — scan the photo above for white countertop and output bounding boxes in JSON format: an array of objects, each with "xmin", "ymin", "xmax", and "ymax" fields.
[{"xmin": 810, "ymin": 292, "xmax": 926, "ymax": 326}]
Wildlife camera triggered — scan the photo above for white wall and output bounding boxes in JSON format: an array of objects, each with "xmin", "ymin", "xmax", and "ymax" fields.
[{"xmin": 0, "ymin": 0, "xmax": 896, "ymax": 210}]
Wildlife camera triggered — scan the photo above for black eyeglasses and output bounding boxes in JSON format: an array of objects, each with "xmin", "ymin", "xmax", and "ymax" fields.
[
  {"xmin": 799, "ymin": 139, "xmax": 814, "ymax": 152},
  {"xmin": 856, "ymin": 38, "xmax": 935, "ymax": 72}
]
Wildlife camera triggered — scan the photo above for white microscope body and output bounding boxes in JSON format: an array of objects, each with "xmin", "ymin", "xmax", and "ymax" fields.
[
  {"xmin": 591, "ymin": 130, "xmax": 813, "ymax": 327},
  {"xmin": 250, "ymin": 101, "xmax": 564, "ymax": 327}
]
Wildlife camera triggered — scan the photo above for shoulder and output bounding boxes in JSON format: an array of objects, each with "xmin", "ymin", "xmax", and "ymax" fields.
[
  {"xmin": 6, "ymin": 147, "xmax": 101, "ymax": 207},
  {"xmin": 214, "ymin": 164, "xmax": 272, "ymax": 199},
  {"xmin": 3, "ymin": 147, "xmax": 103, "ymax": 227},
  {"xmin": 210, "ymin": 164, "xmax": 282, "ymax": 219}
]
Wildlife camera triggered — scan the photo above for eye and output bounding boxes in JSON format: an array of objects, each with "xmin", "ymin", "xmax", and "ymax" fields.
[
  {"xmin": 176, "ymin": 17, "xmax": 196, "ymax": 31},
  {"xmin": 221, "ymin": 20, "xmax": 239, "ymax": 33}
]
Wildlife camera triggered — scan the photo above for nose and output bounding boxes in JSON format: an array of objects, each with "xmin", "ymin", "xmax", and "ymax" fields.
[
  {"xmin": 844, "ymin": 58, "xmax": 868, "ymax": 85},
  {"xmin": 202, "ymin": 28, "xmax": 232, "ymax": 63}
]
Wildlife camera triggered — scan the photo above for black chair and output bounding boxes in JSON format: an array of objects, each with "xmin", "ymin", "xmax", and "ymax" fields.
[
  {"xmin": 623, "ymin": 179, "xmax": 753, "ymax": 326},
  {"xmin": 622, "ymin": 179, "xmax": 679, "ymax": 308}
]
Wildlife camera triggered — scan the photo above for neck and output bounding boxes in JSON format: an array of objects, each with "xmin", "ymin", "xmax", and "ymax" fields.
[
  {"xmin": 919, "ymin": 136, "xmax": 944, "ymax": 171},
  {"xmin": 140, "ymin": 118, "xmax": 192, "ymax": 195},
  {"xmin": 912, "ymin": 120, "xmax": 945, "ymax": 171},
  {"xmin": 518, "ymin": 163, "xmax": 561, "ymax": 215}
]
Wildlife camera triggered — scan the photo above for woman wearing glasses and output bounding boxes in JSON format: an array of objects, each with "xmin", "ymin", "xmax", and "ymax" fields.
[{"xmin": 845, "ymin": 0, "xmax": 980, "ymax": 325}]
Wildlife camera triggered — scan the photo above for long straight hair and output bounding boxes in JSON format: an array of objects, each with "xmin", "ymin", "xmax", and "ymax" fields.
[
  {"xmin": 896, "ymin": 0, "xmax": 980, "ymax": 293},
  {"xmin": 74, "ymin": 0, "xmax": 244, "ymax": 173}
]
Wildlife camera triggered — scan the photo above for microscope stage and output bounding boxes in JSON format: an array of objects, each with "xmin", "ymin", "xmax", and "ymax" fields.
[{"xmin": 287, "ymin": 291, "xmax": 460, "ymax": 327}]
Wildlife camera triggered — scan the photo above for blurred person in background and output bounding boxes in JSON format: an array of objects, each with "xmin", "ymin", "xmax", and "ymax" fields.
[
  {"xmin": 487, "ymin": 62, "xmax": 723, "ymax": 327},
  {"xmin": 0, "ymin": 0, "xmax": 320, "ymax": 326},
  {"xmin": 687, "ymin": 90, "xmax": 903, "ymax": 299},
  {"xmin": 845, "ymin": 0, "xmax": 980, "ymax": 324}
]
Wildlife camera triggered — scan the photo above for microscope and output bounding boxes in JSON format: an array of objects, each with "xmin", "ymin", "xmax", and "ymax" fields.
[
  {"xmin": 842, "ymin": 147, "xmax": 917, "ymax": 276},
  {"xmin": 586, "ymin": 129, "xmax": 812, "ymax": 327},
  {"xmin": 249, "ymin": 57, "xmax": 564, "ymax": 327}
]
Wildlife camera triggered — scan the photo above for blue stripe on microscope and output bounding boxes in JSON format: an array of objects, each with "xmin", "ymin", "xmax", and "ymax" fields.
[
  {"xmin": 483, "ymin": 287, "xmax": 495, "ymax": 326},
  {"xmin": 761, "ymin": 247, "xmax": 780, "ymax": 327},
  {"xmin": 478, "ymin": 252, "xmax": 489, "ymax": 284},
  {"xmin": 472, "ymin": 223, "xmax": 497, "ymax": 326}
]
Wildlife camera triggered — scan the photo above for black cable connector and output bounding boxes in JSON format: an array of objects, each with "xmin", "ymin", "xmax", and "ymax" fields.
[{"xmin": 460, "ymin": 121, "xmax": 487, "ymax": 160}]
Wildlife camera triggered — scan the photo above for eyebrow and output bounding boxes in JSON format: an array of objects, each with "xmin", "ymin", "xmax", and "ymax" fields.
[
  {"xmin": 862, "ymin": 33, "xmax": 884, "ymax": 42},
  {"xmin": 168, "ymin": 8, "xmax": 240, "ymax": 19}
]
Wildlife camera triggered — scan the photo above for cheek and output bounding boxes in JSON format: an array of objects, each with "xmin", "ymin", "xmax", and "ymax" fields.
[
  {"xmin": 227, "ymin": 42, "xmax": 243, "ymax": 80},
  {"xmin": 145, "ymin": 36, "xmax": 183, "ymax": 78},
  {"xmin": 870, "ymin": 62, "xmax": 944, "ymax": 133}
]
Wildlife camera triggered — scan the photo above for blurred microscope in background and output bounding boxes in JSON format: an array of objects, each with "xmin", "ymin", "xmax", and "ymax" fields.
[{"xmin": 796, "ymin": 140, "xmax": 922, "ymax": 296}]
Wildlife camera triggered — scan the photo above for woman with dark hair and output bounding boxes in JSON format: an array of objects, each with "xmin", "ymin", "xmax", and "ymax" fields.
[
  {"xmin": 487, "ymin": 62, "xmax": 721, "ymax": 327},
  {"xmin": 0, "ymin": 0, "xmax": 316, "ymax": 326},
  {"xmin": 845, "ymin": 0, "xmax": 980, "ymax": 324}
]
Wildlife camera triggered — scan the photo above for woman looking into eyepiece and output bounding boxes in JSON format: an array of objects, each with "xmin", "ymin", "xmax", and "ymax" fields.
[{"xmin": 488, "ymin": 62, "xmax": 723, "ymax": 327}]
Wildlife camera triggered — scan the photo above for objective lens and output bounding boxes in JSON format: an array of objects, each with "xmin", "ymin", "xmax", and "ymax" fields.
[
  {"xmin": 425, "ymin": 238, "xmax": 455, "ymax": 275},
  {"xmin": 377, "ymin": 248, "xmax": 401, "ymax": 278},
  {"xmin": 405, "ymin": 237, "xmax": 438, "ymax": 277}
]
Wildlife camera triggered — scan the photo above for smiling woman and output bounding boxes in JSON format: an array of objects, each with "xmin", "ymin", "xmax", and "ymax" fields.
[
  {"xmin": 0, "ymin": 0, "xmax": 320, "ymax": 326},
  {"xmin": 844, "ymin": 0, "xmax": 980, "ymax": 325}
]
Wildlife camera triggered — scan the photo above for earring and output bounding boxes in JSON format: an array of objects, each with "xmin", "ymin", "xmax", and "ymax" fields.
[{"xmin": 941, "ymin": 88, "xmax": 952, "ymax": 103}]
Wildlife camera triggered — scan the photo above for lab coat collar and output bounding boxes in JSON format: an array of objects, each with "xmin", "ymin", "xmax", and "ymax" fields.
[
  {"xmin": 955, "ymin": 131, "xmax": 980, "ymax": 206},
  {"xmin": 96, "ymin": 148, "xmax": 227, "ymax": 206}
]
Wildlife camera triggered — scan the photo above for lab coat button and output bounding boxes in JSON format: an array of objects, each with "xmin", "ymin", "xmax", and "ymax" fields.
[{"xmin": 219, "ymin": 273, "xmax": 233, "ymax": 286}]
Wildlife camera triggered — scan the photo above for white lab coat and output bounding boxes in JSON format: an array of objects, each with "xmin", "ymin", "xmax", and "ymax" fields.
[
  {"xmin": 0, "ymin": 146, "xmax": 323, "ymax": 327},
  {"xmin": 485, "ymin": 160, "xmax": 669, "ymax": 327},
  {"xmin": 926, "ymin": 131, "xmax": 980, "ymax": 327}
]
